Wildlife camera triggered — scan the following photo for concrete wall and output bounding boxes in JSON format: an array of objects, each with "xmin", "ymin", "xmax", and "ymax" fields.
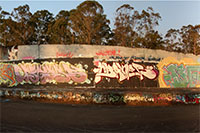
[
  {"xmin": 0, "ymin": 47, "xmax": 2, "ymax": 60},
  {"xmin": 17, "ymin": 44, "xmax": 200, "ymax": 63},
  {"xmin": 0, "ymin": 58, "xmax": 160, "ymax": 88},
  {"xmin": 0, "ymin": 46, "xmax": 9, "ymax": 60},
  {"xmin": 1, "ymin": 57, "xmax": 200, "ymax": 88},
  {"xmin": 18, "ymin": 45, "xmax": 39, "ymax": 60},
  {"xmin": 1, "ymin": 44, "xmax": 200, "ymax": 89}
]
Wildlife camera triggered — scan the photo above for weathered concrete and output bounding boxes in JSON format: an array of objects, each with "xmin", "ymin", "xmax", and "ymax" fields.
[
  {"xmin": 17, "ymin": 44, "xmax": 200, "ymax": 62},
  {"xmin": 1, "ymin": 45, "xmax": 200, "ymax": 105},
  {"xmin": 0, "ymin": 46, "xmax": 2, "ymax": 60},
  {"xmin": 0, "ymin": 46, "xmax": 9, "ymax": 60},
  {"xmin": 18, "ymin": 45, "xmax": 39, "ymax": 60}
]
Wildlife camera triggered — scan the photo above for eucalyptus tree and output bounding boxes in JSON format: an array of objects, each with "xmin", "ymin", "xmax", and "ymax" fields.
[
  {"xmin": 179, "ymin": 24, "xmax": 200, "ymax": 55},
  {"xmin": 69, "ymin": 1, "xmax": 111, "ymax": 45},
  {"xmin": 31, "ymin": 10, "xmax": 54, "ymax": 44},
  {"xmin": 164, "ymin": 24, "xmax": 200, "ymax": 55},
  {"xmin": 113, "ymin": 4, "xmax": 162, "ymax": 49},
  {"xmin": 135, "ymin": 7, "xmax": 162, "ymax": 49},
  {"xmin": 113, "ymin": 4, "xmax": 139, "ymax": 47},
  {"xmin": 136, "ymin": 7, "xmax": 161, "ymax": 35},
  {"xmin": 0, "ymin": 4, "xmax": 34, "ymax": 46},
  {"xmin": 164, "ymin": 29, "xmax": 182, "ymax": 52},
  {"xmin": 48, "ymin": 10, "xmax": 72, "ymax": 44},
  {"xmin": 138, "ymin": 30, "xmax": 163, "ymax": 49}
]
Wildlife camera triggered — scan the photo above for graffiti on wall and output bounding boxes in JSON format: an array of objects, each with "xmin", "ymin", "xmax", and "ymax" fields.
[
  {"xmin": 93, "ymin": 61, "xmax": 159, "ymax": 84},
  {"xmin": 0, "ymin": 64, "xmax": 18, "ymax": 86},
  {"xmin": 109, "ymin": 55, "xmax": 162, "ymax": 62},
  {"xmin": 158, "ymin": 57, "xmax": 200, "ymax": 88},
  {"xmin": 56, "ymin": 52, "xmax": 73, "ymax": 58},
  {"xmin": 176, "ymin": 94, "xmax": 200, "ymax": 104},
  {"xmin": 8, "ymin": 46, "xmax": 18, "ymax": 60},
  {"xmin": 96, "ymin": 49, "xmax": 121, "ymax": 57},
  {"xmin": 0, "ymin": 60, "xmax": 91, "ymax": 87},
  {"xmin": 15, "ymin": 61, "xmax": 88, "ymax": 84},
  {"xmin": 1, "ymin": 89, "xmax": 199, "ymax": 104},
  {"xmin": 1, "ymin": 56, "xmax": 199, "ymax": 88},
  {"xmin": 22, "ymin": 56, "xmax": 35, "ymax": 60}
]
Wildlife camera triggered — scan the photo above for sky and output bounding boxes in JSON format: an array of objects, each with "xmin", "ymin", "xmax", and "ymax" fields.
[{"xmin": 0, "ymin": 0, "xmax": 200, "ymax": 36}]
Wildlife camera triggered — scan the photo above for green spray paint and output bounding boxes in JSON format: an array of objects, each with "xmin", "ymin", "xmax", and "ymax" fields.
[{"xmin": 163, "ymin": 64, "xmax": 200, "ymax": 88}]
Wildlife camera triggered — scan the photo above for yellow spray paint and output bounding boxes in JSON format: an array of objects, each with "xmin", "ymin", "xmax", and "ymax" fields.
[{"xmin": 157, "ymin": 57, "xmax": 200, "ymax": 88}]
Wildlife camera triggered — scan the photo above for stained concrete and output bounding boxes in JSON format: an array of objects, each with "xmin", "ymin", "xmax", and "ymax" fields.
[
  {"xmin": 18, "ymin": 45, "xmax": 39, "ymax": 60},
  {"xmin": 17, "ymin": 44, "xmax": 200, "ymax": 62}
]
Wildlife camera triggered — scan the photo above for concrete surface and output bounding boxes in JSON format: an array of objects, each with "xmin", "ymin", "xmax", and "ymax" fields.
[{"xmin": 17, "ymin": 44, "xmax": 200, "ymax": 62}]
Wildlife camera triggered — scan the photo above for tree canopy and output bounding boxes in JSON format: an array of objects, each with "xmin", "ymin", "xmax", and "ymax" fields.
[
  {"xmin": 0, "ymin": 1, "xmax": 199, "ymax": 55},
  {"xmin": 69, "ymin": 1, "xmax": 111, "ymax": 45}
]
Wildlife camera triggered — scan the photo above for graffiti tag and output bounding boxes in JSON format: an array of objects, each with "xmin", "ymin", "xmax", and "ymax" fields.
[
  {"xmin": 14, "ymin": 61, "xmax": 87, "ymax": 85},
  {"xmin": 0, "ymin": 61, "xmax": 89, "ymax": 87},
  {"xmin": 22, "ymin": 56, "xmax": 35, "ymax": 60},
  {"xmin": 109, "ymin": 56, "xmax": 161, "ymax": 62},
  {"xmin": 8, "ymin": 46, "xmax": 18, "ymax": 60},
  {"xmin": 163, "ymin": 64, "xmax": 200, "ymax": 87},
  {"xmin": 56, "ymin": 52, "xmax": 73, "ymax": 58},
  {"xmin": 96, "ymin": 49, "xmax": 121, "ymax": 56},
  {"xmin": 0, "ymin": 64, "xmax": 18, "ymax": 86},
  {"xmin": 176, "ymin": 94, "xmax": 200, "ymax": 104},
  {"xmin": 93, "ymin": 62, "xmax": 158, "ymax": 84}
]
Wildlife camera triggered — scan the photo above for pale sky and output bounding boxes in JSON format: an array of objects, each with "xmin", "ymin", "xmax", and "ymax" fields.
[{"xmin": 0, "ymin": 0, "xmax": 200, "ymax": 36}]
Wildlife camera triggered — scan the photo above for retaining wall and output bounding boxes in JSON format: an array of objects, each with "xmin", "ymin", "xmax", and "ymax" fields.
[
  {"xmin": 1, "ymin": 45, "xmax": 200, "ymax": 105},
  {"xmin": 0, "ymin": 57, "xmax": 200, "ymax": 88},
  {"xmin": 17, "ymin": 45, "xmax": 200, "ymax": 63}
]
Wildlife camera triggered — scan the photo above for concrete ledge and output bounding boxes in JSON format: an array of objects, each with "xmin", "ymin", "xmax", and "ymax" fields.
[{"xmin": 0, "ymin": 87, "xmax": 200, "ymax": 105}]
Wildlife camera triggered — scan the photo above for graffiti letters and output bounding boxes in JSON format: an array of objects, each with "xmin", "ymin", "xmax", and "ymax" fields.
[
  {"xmin": 157, "ymin": 57, "xmax": 200, "ymax": 88},
  {"xmin": 163, "ymin": 64, "xmax": 200, "ymax": 88},
  {"xmin": 14, "ymin": 61, "xmax": 87, "ymax": 85},
  {"xmin": 0, "ymin": 61, "xmax": 88, "ymax": 87},
  {"xmin": 8, "ymin": 46, "xmax": 18, "ymax": 60},
  {"xmin": 109, "ymin": 56, "xmax": 162, "ymax": 62},
  {"xmin": 96, "ymin": 49, "xmax": 121, "ymax": 56},
  {"xmin": 56, "ymin": 52, "xmax": 73, "ymax": 58},
  {"xmin": 22, "ymin": 56, "xmax": 35, "ymax": 60},
  {"xmin": 176, "ymin": 94, "xmax": 200, "ymax": 104},
  {"xmin": 0, "ymin": 64, "xmax": 18, "ymax": 86},
  {"xmin": 93, "ymin": 62, "xmax": 158, "ymax": 83}
]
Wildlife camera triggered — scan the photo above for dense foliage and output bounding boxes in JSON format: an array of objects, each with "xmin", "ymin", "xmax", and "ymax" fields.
[{"xmin": 0, "ymin": 1, "xmax": 199, "ymax": 55}]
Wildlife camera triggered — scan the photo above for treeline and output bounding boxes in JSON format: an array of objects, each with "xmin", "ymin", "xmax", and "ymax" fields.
[{"xmin": 0, "ymin": 1, "xmax": 199, "ymax": 55}]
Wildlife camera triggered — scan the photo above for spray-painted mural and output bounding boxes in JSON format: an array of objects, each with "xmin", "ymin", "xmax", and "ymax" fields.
[
  {"xmin": 93, "ymin": 60, "xmax": 159, "ymax": 87},
  {"xmin": 0, "ymin": 64, "xmax": 18, "ymax": 86},
  {"xmin": 93, "ymin": 61, "xmax": 158, "ymax": 83},
  {"xmin": 8, "ymin": 46, "xmax": 18, "ymax": 60},
  {"xmin": 15, "ymin": 61, "xmax": 88, "ymax": 85},
  {"xmin": 1, "ymin": 45, "xmax": 200, "ymax": 106},
  {"xmin": 0, "ymin": 58, "xmax": 93, "ymax": 87},
  {"xmin": 158, "ymin": 57, "xmax": 200, "ymax": 88},
  {"xmin": 1, "ymin": 56, "xmax": 200, "ymax": 88}
]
